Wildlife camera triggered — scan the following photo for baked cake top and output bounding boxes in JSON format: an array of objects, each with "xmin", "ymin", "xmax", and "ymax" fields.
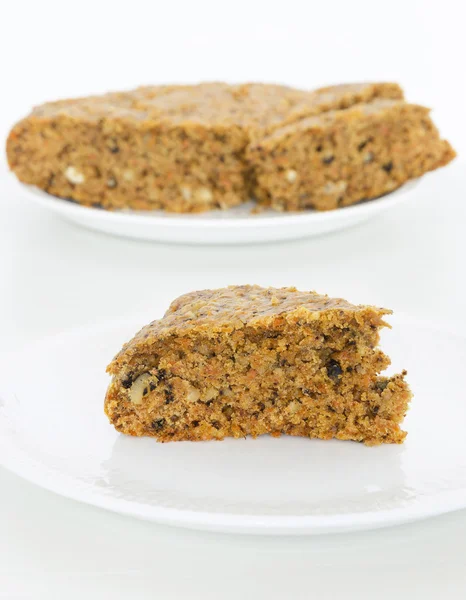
[
  {"xmin": 108, "ymin": 285, "xmax": 390, "ymax": 373},
  {"xmin": 28, "ymin": 82, "xmax": 403, "ymax": 131},
  {"xmin": 252, "ymin": 99, "xmax": 427, "ymax": 147}
]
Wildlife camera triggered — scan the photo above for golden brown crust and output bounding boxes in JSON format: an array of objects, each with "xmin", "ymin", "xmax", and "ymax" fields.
[
  {"xmin": 104, "ymin": 286, "xmax": 411, "ymax": 446},
  {"xmin": 13, "ymin": 81, "xmax": 404, "ymax": 128},
  {"xmin": 107, "ymin": 285, "xmax": 390, "ymax": 373}
]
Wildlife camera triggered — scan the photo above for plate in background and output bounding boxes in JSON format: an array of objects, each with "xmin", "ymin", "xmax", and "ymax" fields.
[
  {"xmin": 14, "ymin": 179, "xmax": 419, "ymax": 244},
  {"xmin": 1, "ymin": 314, "xmax": 466, "ymax": 535}
]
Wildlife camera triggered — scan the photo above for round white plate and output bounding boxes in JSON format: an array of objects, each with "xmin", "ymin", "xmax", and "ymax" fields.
[
  {"xmin": 15, "ymin": 179, "xmax": 419, "ymax": 244},
  {"xmin": 1, "ymin": 314, "xmax": 465, "ymax": 535}
]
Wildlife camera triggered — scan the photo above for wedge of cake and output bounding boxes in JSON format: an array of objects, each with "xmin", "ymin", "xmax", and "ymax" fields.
[
  {"xmin": 7, "ymin": 81, "xmax": 411, "ymax": 212},
  {"xmin": 105, "ymin": 286, "xmax": 412, "ymax": 445},
  {"xmin": 247, "ymin": 99, "xmax": 456, "ymax": 210}
]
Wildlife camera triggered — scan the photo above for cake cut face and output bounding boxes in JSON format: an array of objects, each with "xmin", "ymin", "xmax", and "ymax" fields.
[
  {"xmin": 105, "ymin": 286, "xmax": 412, "ymax": 445},
  {"xmin": 7, "ymin": 80, "xmax": 434, "ymax": 213},
  {"xmin": 247, "ymin": 99, "xmax": 456, "ymax": 210}
]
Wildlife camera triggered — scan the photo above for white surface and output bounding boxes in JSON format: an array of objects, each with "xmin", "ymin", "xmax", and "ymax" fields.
[
  {"xmin": 15, "ymin": 180, "xmax": 420, "ymax": 244},
  {"xmin": 1, "ymin": 0, "xmax": 466, "ymax": 596},
  {"xmin": 2, "ymin": 315, "xmax": 466, "ymax": 536}
]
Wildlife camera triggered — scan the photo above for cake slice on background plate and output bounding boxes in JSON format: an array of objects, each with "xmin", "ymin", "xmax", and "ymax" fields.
[
  {"xmin": 8, "ymin": 81, "xmax": 437, "ymax": 213},
  {"xmin": 247, "ymin": 99, "xmax": 455, "ymax": 211}
]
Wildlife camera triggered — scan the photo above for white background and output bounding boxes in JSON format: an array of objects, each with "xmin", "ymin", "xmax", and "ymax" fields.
[{"xmin": 1, "ymin": 0, "xmax": 466, "ymax": 597}]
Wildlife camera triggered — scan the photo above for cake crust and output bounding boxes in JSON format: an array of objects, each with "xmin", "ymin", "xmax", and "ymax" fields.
[
  {"xmin": 108, "ymin": 285, "xmax": 388, "ymax": 371},
  {"xmin": 105, "ymin": 286, "xmax": 412, "ymax": 446}
]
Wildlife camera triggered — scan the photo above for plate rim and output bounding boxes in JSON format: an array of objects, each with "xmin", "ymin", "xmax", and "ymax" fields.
[
  {"xmin": 3, "ymin": 446, "xmax": 466, "ymax": 535},
  {"xmin": 1, "ymin": 313, "xmax": 464, "ymax": 535},
  {"xmin": 14, "ymin": 177, "xmax": 420, "ymax": 229}
]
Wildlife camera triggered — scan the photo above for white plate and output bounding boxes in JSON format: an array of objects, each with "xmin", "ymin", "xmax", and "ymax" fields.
[
  {"xmin": 15, "ymin": 179, "xmax": 419, "ymax": 244},
  {"xmin": 1, "ymin": 314, "xmax": 465, "ymax": 535}
]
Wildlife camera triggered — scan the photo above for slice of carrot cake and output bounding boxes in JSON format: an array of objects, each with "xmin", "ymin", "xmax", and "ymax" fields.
[
  {"xmin": 247, "ymin": 99, "xmax": 455, "ymax": 211},
  {"xmin": 105, "ymin": 285, "xmax": 412, "ymax": 445}
]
